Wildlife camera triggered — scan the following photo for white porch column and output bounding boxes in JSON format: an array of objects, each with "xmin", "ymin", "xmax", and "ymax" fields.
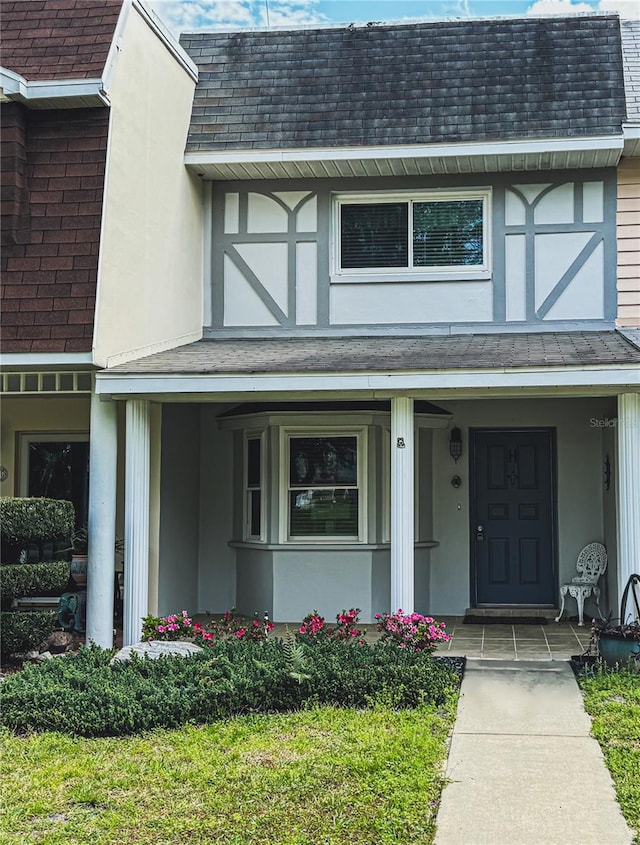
[
  {"xmin": 124, "ymin": 399, "xmax": 151, "ymax": 646},
  {"xmin": 617, "ymin": 392, "xmax": 640, "ymax": 618},
  {"xmin": 391, "ymin": 396, "xmax": 414, "ymax": 613},
  {"xmin": 86, "ymin": 393, "xmax": 117, "ymax": 647}
]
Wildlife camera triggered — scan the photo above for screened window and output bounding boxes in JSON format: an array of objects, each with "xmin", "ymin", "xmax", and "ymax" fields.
[
  {"xmin": 286, "ymin": 434, "xmax": 363, "ymax": 540},
  {"xmin": 245, "ymin": 435, "xmax": 263, "ymax": 541},
  {"xmin": 335, "ymin": 190, "xmax": 490, "ymax": 280}
]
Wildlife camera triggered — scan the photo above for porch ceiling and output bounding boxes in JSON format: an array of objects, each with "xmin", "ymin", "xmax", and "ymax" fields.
[{"xmin": 95, "ymin": 331, "xmax": 640, "ymax": 400}]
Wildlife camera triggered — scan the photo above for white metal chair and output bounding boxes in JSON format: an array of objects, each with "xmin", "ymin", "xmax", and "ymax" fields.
[{"xmin": 555, "ymin": 543, "xmax": 607, "ymax": 626}]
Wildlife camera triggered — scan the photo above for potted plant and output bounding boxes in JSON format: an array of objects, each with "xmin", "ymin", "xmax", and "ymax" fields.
[
  {"xmin": 69, "ymin": 527, "xmax": 88, "ymax": 586},
  {"xmin": 589, "ymin": 574, "xmax": 640, "ymax": 671}
]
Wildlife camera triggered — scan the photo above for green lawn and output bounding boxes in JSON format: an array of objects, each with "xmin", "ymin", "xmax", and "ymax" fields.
[
  {"xmin": 1, "ymin": 702, "xmax": 456, "ymax": 845},
  {"xmin": 580, "ymin": 670, "xmax": 640, "ymax": 843}
]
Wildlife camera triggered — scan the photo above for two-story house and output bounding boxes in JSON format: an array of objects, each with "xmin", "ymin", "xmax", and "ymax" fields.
[{"xmin": 2, "ymin": 7, "xmax": 639, "ymax": 647}]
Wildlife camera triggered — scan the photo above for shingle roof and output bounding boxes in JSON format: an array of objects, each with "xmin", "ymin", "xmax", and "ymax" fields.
[
  {"xmin": 622, "ymin": 20, "xmax": 640, "ymax": 122},
  {"xmin": 105, "ymin": 332, "xmax": 640, "ymax": 375},
  {"xmin": 0, "ymin": 0, "xmax": 123, "ymax": 81},
  {"xmin": 181, "ymin": 15, "xmax": 625, "ymax": 152}
]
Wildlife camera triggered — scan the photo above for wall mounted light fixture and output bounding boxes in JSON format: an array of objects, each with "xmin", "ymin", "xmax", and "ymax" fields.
[{"xmin": 449, "ymin": 427, "xmax": 462, "ymax": 463}]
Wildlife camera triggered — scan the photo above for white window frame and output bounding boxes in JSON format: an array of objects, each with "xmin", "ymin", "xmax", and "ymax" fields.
[
  {"xmin": 243, "ymin": 430, "xmax": 266, "ymax": 543},
  {"xmin": 18, "ymin": 431, "xmax": 90, "ymax": 498},
  {"xmin": 331, "ymin": 188, "xmax": 492, "ymax": 283},
  {"xmin": 279, "ymin": 426, "xmax": 368, "ymax": 544}
]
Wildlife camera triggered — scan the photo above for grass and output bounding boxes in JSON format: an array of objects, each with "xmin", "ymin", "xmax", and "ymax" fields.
[
  {"xmin": 579, "ymin": 669, "xmax": 640, "ymax": 843},
  {"xmin": 0, "ymin": 701, "xmax": 456, "ymax": 845}
]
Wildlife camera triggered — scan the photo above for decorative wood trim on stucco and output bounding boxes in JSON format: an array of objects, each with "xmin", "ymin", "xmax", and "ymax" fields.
[{"xmin": 617, "ymin": 159, "xmax": 640, "ymax": 327}]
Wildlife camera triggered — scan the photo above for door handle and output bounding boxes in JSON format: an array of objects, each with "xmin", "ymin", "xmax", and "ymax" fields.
[{"xmin": 476, "ymin": 524, "xmax": 484, "ymax": 542}]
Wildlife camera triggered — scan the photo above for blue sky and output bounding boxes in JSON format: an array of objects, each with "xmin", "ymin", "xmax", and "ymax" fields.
[{"xmin": 147, "ymin": 0, "xmax": 639, "ymax": 35}]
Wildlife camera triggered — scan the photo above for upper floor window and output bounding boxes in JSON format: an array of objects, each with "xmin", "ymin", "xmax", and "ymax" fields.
[{"xmin": 333, "ymin": 189, "xmax": 491, "ymax": 282}]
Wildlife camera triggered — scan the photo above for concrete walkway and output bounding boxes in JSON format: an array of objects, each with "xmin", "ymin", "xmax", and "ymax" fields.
[{"xmin": 435, "ymin": 660, "xmax": 633, "ymax": 845}]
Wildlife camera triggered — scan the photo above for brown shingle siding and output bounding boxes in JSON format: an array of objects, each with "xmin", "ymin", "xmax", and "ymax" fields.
[
  {"xmin": 0, "ymin": 106, "xmax": 108, "ymax": 353},
  {"xmin": 0, "ymin": 0, "xmax": 123, "ymax": 80}
]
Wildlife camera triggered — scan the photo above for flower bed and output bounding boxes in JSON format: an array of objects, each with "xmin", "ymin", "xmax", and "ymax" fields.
[{"xmin": 1, "ymin": 608, "xmax": 459, "ymax": 738}]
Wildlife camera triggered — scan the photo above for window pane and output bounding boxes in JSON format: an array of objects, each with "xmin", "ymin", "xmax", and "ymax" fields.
[
  {"xmin": 290, "ymin": 437, "xmax": 357, "ymax": 487},
  {"xmin": 250, "ymin": 490, "xmax": 261, "ymax": 537},
  {"xmin": 341, "ymin": 203, "xmax": 408, "ymax": 268},
  {"xmin": 247, "ymin": 438, "xmax": 261, "ymax": 488},
  {"xmin": 290, "ymin": 489, "xmax": 358, "ymax": 537},
  {"xmin": 28, "ymin": 441, "xmax": 89, "ymax": 528},
  {"xmin": 413, "ymin": 199, "xmax": 484, "ymax": 266}
]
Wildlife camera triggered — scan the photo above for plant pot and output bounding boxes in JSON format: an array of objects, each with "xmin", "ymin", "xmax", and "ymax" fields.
[
  {"xmin": 598, "ymin": 632, "xmax": 640, "ymax": 671},
  {"xmin": 70, "ymin": 554, "xmax": 88, "ymax": 586}
]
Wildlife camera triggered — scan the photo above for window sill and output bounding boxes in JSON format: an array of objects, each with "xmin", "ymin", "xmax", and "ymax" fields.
[
  {"xmin": 229, "ymin": 541, "xmax": 440, "ymax": 551},
  {"xmin": 330, "ymin": 271, "xmax": 491, "ymax": 284}
]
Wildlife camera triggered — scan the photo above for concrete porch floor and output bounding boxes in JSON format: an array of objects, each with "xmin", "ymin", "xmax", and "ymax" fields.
[{"xmin": 266, "ymin": 617, "xmax": 593, "ymax": 660}]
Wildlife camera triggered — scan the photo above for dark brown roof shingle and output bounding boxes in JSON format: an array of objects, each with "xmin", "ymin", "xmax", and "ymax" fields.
[{"xmin": 1, "ymin": 0, "xmax": 123, "ymax": 80}]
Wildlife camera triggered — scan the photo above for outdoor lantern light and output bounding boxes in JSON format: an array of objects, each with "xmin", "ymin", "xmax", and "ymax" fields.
[{"xmin": 449, "ymin": 427, "xmax": 462, "ymax": 462}]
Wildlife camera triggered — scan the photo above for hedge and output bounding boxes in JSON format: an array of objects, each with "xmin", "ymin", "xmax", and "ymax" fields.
[
  {"xmin": 0, "ymin": 561, "xmax": 70, "ymax": 609},
  {"xmin": 0, "ymin": 609, "xmax": 59, "ymax": 658},
  {"xmin": 0, "ymin": 498, "xmax": 74, "ymax": 545},
  {"xmin": 0, "ymin": 639, "xmax": 463, "ymax": 737}
]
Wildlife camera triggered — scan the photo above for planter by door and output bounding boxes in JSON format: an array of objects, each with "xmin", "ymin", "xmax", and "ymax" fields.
[{"xmin": 598, "ymin": 632, "xmax": 640, "ymax": 671}]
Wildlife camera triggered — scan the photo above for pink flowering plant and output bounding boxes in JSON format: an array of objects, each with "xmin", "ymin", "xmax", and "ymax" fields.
[
  {"xmin": 141, "ymin": 608, "xmax": 273, "ymax": 644},
  {"xmin": 375, "ymin": 610, "xmax": 451, "ymax": 653},
  {"xmin": 298, "ymin": 608, "xmax": 366, "ymax": 645}
]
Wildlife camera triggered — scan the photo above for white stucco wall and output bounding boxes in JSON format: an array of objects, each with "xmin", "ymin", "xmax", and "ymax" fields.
[
  {"xmin": 429, "ymin": 396, "xmax": 616, "ymax": 616},
  {"xmin": 94, "ymin": 4, "xmax": 203, "ymax": 367}
]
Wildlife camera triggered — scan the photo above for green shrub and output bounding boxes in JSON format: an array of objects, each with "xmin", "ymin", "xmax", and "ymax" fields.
[
  {"xmin": 0, "ymin": 639, "xmax": 462, "ymax": 737},
  {"xmin": 1, "ymin": 560, "xmax": 70, "ymax": 608},
  {"xmin": 0, "ymin": 498, "xmax": 74, "ymax": 545},
  {"xmin": 0, "ymin": 609, "xmax": 58, "ymax": 657}
]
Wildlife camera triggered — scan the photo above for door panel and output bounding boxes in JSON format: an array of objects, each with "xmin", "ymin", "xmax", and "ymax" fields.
[{"xmin": 472, "ymin": 429, "xmax": 555, "ymax": 606}]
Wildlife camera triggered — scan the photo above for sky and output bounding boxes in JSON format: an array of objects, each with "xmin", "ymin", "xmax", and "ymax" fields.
[{"xmin": 147, "ymin": 0, "xmax": 640, "ymax": 36}]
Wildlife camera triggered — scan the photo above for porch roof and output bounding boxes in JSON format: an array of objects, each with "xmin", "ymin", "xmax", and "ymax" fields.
[{"xmin": 101, "ymin": 330, "xmax": 640, "ymax": 376}]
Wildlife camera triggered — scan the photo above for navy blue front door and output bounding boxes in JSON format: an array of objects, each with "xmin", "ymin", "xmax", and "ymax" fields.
[{"xmin": 471, "ymin": 429, "xmax": 556, "ymax": 606}]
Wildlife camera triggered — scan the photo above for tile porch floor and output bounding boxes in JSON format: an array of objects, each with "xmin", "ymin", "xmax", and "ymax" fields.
[{"xmin": 267, "ymin": 618, "xmax": 593, "ymax": 660}]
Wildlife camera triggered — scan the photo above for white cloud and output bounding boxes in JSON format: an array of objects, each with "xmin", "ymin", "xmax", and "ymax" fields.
[
  {"xmin": 526, "ymin": 0, "xmax": 593, "ymax": 14},
  {"xmin": 598, "ymin": 0, "xmax": 640, "ymax": 18},
  {"xmin": 526, "ymin": 0, "xmax": 640, "ymax": 16},
  {"xmin": 148, "ymin": 0, "xmax": 328, "ymax": 34}
]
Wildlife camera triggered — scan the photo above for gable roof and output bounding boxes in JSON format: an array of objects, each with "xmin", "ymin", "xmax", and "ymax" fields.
[
  {"xmin": 0, "ymin": 0, "xmax": 123, "ymax": 81},
  {"xmin": 181, "ymin": 15, "xmax": 625, "ymax": 154}
]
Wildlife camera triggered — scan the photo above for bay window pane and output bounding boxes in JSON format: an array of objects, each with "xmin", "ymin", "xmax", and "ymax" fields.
[
  {"xmin": 289, "ymin": 489, "xmax": 358, "ymax": 537},
  {"xmin": 249, "ymin": 490, "xmax": 261, "ymax": 537},
  {"xmin": 341, "ymin": 203, "xmax": 408, "ymax": 268},
  {"xmin": 247, "ymin": 438, "xmax": 261, "ymax": 487},
  {"xmin": 290, "ymin": 437, "xmax": 357, "ymax": 487},
  {"xmin": 413, "ymin": 199, "xmax": 484, "ymax": 266}
]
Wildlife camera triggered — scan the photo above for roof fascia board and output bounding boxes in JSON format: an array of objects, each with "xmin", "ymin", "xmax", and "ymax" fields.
[
  {"xmin": 185, "ymin": 135, "xmax": 624, "ymax": 168},
  {"xmin": 623, "ymin": 123, "xmax": 640, "ymax": 156},
  {"xmin": 0, "ymin": 68, "xmax": 109, "ymax": 106},
  {"xmin": 1, "ymin": 352, "xmax": 94, "ymax": 369},
  {"xmin": 131, "ymin": 0, "xmax": 198, "ymax": 82},
  {"xmin": 95, "ymin": 365, "xmax": 640, "ymax": 396}
]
